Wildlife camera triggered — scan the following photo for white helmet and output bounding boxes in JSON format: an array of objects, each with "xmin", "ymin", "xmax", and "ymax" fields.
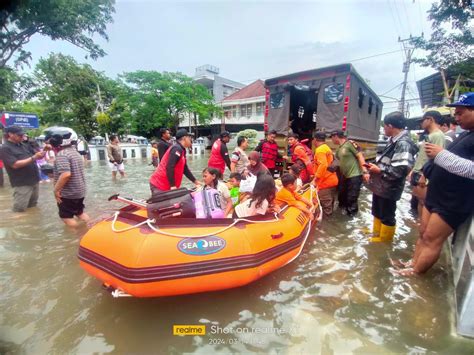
[{"xmin": 43, "ymin": 126, "xmax": 78, "ymax": 147}]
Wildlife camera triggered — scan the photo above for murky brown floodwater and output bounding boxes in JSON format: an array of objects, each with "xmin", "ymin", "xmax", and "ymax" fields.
[{"xmin": 1, "ymin": 154, "xmax": 474, "ymax": 354}]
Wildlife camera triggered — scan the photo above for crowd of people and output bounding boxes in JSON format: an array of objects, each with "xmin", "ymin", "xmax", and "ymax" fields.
[{"xmin": 0, "ymin": 93, "xmax": 472, "ymax": 276}]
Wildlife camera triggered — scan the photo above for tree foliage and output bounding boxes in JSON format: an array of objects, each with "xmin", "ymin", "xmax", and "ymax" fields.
[
  {"xmin": 0, "ymin": 0, "xmax": 115, "ymax": 68},
  {"xmin": 118, "ymin": 71, "xmax": 220, "ymax": 135},
  {"xmin": 411, "ymin": 0, "xmax": 473, "ymax": 102},
  {"xmin": 411, "ymin": 0, "xmax": 473, "ymax": 69},
  {"xmin": 30, "ymin": 53, "xmax": 116, "ymax": 139}
]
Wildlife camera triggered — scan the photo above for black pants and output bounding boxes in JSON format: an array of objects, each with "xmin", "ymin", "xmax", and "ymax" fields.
[
  {"xmin": 0, "ymin": 167, "xmax": 3, "ymax": 187},
  {"xmin": 338, "ymin": 175, "xmax": 362, "ymax": 216},
  {"xmin": 371, "ymin": 194, "xmax": 397, "ymax": 226}
]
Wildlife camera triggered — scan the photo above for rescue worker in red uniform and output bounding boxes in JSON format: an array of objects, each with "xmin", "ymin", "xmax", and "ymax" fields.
[
  {"xmin": 208, "ymin": 131, "xmax": 231, "ymax": 175},
  {"xmin": 149, "ymin": 129, "xmax": 201, "ymax": 198},
  {"xmin": 254, "ymin": 130, "xmax": 282, "ymax": 175}
]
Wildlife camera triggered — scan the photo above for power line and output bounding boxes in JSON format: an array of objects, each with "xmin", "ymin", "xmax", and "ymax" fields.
[
  {"xmin": 417, "ymin": 0, "xmax": 425, "ymax": 35},
  {"xmin": 380, "ymin": 82, "xmax": 403, "ymax": 96},
  {"xmin": 402, "ymin": 0, "xmax": 412, "ymax": 35},
  {"xmin": 237, "ymin": 49, "xmax": 404, "ymax": 84},
  {"xmin": 386, "ymin": 0, "xmax": 402, "ymax": 39},
  {"xmin": 391, "ymin": 0, "xmax": 407, "ymax": 37}
]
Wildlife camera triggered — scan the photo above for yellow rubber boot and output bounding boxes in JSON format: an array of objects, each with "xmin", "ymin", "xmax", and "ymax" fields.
[
  {"xmin": 380, "ymin": 224, "xmax": 396, "ymax": 242},
  {"xmin": 369, "ymin": 217, "xmax": 382, "ymax": 242}
]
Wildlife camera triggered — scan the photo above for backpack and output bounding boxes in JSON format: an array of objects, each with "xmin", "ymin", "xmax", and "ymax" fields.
[{"xmin": 193, "ymin": 188, "xmax": 225, "ymax": 219}]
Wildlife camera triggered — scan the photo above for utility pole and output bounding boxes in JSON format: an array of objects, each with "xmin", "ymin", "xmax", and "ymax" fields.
[{"xmin": 398, "ymin": 36, "xmax": 416, "ymax": 116}]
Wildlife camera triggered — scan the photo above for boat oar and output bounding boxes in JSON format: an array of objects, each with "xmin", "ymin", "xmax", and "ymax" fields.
[{"xmin": 108, "ymin": 194, "xmax": 147, "ymax": 209}]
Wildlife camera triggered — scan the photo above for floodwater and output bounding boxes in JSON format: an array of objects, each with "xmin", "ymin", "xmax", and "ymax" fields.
[{"xmin": 1, "ymin": 155, "xmax": 474, "ymax": 354}]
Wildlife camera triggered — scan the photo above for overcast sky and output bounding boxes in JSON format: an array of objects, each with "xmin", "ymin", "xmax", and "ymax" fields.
[{"xmin": 22, "ymin": 0, "xmax": 437, "ymax": 118}]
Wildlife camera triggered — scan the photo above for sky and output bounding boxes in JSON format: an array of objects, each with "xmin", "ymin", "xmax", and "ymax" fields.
[{"xmin": 21, "ymin": 0, "xmax": 437, "ymax": 118}]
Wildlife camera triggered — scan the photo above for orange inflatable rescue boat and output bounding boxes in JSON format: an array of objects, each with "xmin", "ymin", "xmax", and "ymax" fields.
[{"xmin": 78, "ymin": 185, "xmax": 320, "ymax": 297}]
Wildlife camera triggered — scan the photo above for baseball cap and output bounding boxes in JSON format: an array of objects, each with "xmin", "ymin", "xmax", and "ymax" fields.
[
  {"xmin": 220, "ymin": 131, "xmax": 230, "ymax": 138},
  {"xmin": 5, "ymin": 126, "xmax": 25, "ymax": 135},
  {"xmin": 313, "ymin": 132, "xmax": 327, "ymax": 141},
  {"xmin": 329, "ymin": 129, "xmax": 345, "ymax": 137},
  {"xmin": 175, "ymin": 129, "xmax": 193, "ymax": 140},
  {"xmin": 446, "ymin": 93, "xmax": 474, "ymax": 107}
]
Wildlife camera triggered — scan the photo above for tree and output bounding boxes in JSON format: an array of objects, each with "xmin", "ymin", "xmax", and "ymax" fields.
[
  {"xmin": 411, "ymin": 0, "xmax": 473, "ymax": 102},
  {"xmin": 119, "ymin": 71, "xmax": 220, "ymax": 136},
  {"xmin": 0, "ymin": 0, "xmax": 115, "ymax": 68},
  {"xmin": 30, "ymin": 53, "xmax": 116, "ymax": 139}
]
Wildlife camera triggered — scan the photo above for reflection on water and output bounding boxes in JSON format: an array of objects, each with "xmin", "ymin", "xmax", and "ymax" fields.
[{"xmin": 1, "ymin": 157, "xmax": 473, "ymax": 354}]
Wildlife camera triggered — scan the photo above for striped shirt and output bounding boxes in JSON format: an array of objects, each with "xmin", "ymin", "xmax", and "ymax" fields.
[
  {"xmin": 434, "ymin": 149, "xmax": 474, "ymax": 180},
  {"xmin": 54, "ymin": 147, "xmax": 86, "ymax": 199}
]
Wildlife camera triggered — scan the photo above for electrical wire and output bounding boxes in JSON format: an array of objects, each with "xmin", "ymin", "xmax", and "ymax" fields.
[{"xmin": 402, "ymin": 0, "xmax": 413, "ymax": 35}]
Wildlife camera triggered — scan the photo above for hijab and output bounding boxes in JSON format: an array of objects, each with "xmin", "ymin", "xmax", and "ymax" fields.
[{"xmin": 247, "ymin": 151, "xmax": 270, "ymax": 177}]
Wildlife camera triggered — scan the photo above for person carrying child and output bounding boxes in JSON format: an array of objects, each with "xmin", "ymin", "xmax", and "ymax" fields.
[{"xmin": 275, "ymin": 173, "xmax": 314, "ymax": 220}]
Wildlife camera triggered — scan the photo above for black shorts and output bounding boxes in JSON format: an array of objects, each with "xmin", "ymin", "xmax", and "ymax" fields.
[
  {"xmin": 424, "ymin": 201, "xmax": 470, "ymax": 230},
  {"xmin": 58, "ymin": 198, "xmax": 85, "ymax": 219},
  {"xmin": 78, "ymin": 151, "xmax": 88, "ymax": 156}
]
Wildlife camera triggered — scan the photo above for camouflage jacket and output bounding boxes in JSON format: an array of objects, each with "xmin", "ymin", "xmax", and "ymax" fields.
[{"xmin": 368, "ymin": 130, "xmax": 416, "ymax": 201}]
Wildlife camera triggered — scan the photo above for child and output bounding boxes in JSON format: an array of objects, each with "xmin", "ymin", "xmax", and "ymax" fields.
[
  {"xmin": 233, "ymin": 175, "xmax": 277, "ymax": 218},
  {"xmin": 198, "ymin": 167, "xmax": 232, "ymax": 217},
  {"xmin": 228, "ymin": 172, "xmax": 242, "ymax": 207},
  {"xmin": 275, "ymin": 173, "xmax": 314, "ymax": 220},
  {"xmin": 289, "ymin": 164, "xmax": 303, "ymax": 190}
]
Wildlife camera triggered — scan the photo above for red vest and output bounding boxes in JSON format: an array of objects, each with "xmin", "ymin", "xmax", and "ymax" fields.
[
  {"xmin": 150, "ymin": 146, "xmax": 186, "ymax": 190},
  {"xmin": 208, "ymin": 139, "xmax": 226, "ymax": 174},
  {"xmin": 260, "ymin": 140, "xmax": 279, "ymax": 169}
]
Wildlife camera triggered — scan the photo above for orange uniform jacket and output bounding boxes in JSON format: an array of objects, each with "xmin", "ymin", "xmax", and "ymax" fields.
[
  {"xmin": 275, "ymin": 187, "xmax": 307, "ymax": 210},
  {"xmin": 313, "ymin": 144, "xmax": 338, "ymax": 190}
]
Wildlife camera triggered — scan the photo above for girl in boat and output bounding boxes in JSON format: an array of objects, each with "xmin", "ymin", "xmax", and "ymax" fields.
[{"xmin": 233, "ymin": 174, "xmax": 278, "ymax": 218}]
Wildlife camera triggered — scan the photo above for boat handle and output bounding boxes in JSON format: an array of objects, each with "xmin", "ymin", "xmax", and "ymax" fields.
[{"xmin": 271, "ymin": 232, "xmax": 284, "ymax": 239}]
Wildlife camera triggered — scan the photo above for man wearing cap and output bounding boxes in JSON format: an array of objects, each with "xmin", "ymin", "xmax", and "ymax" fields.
[
  {"xmin": 149, "ymin": 129, "xmax": 201, "ymax": 197},
  {"xmin": 330, "ymin": 130, "xmax": 369, "ymax": 216},
  {"xmin": 312, "ymin": 132, "xmax": 339, "ymax": 216},
  {"xmin": 397, "ymin": 93, "xmax": 474, "ymax": 275},
  {"xmin": 410, "ymin": 111, "xmax": 446, "ymax": 215},
  {"xmin": 366, "ymin": 112, "xmax": 417, "ymax": 243},
  {"xmin": 0, "ymin": 126, "xmax": 46, "ymax": 212},
  {"xmin": 208, "ymin": 131, "xmax": 231, "ymax": 175}
]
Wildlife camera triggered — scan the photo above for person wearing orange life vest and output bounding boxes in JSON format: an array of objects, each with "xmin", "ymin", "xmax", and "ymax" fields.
[
  {"xmin": 285, "ymin": 133, "xmax": 314, "ymax": 184},
  {"xmin": 312, "ymin": 132, "xmax": 339, "ymax": 216},
  {"xmin": 208, "ymin": 131, "xmax": 231, "ymax": 175},
  {"xmin": 149, "ymin": 129, "xmax": 201, "ymax": 198}
]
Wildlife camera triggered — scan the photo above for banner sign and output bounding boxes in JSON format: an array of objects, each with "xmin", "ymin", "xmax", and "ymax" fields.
[{"xmin": 1, "ymin": 112, "xmax": 39, "ymax": 129}]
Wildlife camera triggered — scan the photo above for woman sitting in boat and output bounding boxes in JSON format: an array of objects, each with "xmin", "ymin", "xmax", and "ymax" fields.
[
  {"xmin": 194, "ymin": 167, "xmax": 233, "ymax": 218},
  {"xmin": 245, "ymin": 151, "xmax": 271, "ymax": 179},
  {"xmin": 233, "ymin": 174, "xmax": 278, "ymax": 218}
]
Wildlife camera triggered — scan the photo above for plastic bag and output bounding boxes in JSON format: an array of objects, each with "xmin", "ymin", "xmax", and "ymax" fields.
[{"xmin": 240, "ymin": 173, "xmax": 257, "ymax": 193}]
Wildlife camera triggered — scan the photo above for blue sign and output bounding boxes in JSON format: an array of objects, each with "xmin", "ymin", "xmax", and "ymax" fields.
[
  {"xmin": 1, "ymin": 112, "xmax": 39, "ymax": 129},
  {"xmin": 177, "ymin": 236, "xmax": 226, "ymax": 256}
]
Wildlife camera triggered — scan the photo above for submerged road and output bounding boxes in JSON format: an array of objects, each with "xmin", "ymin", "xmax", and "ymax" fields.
[{"xmin": 1, "ymin": 156, "xmax": 473, "ymax": 354}]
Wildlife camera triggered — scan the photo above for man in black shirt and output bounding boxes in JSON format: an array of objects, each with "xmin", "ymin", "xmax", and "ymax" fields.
[
  {"xmin": 0, "ymin": 126, "xmax": 46, "ymax": 212},
  {"xmin": 157, "ymin": 127, "xmax": 172, "ymax": 161},
  {"xmin": 397, "ymin": 93, "xmax": 474, "ymax": 275}
]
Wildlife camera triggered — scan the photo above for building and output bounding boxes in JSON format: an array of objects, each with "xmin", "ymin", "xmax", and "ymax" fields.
[
  {"xmin": 194, "ymin": 65, "xmax": 245, "ymax": 102},
  {"xmin": 180, "ymin": 79, "xmax": 266, "ymax": 137},
  {"xmin": 219, "ymin": 79, "xmax": 266, "ymax": 132}
]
